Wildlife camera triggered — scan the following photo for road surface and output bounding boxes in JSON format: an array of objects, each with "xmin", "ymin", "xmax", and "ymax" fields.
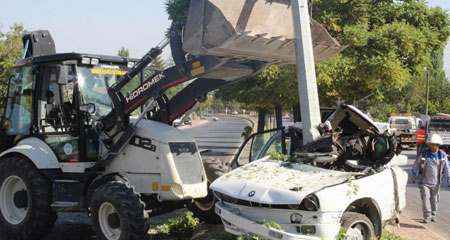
[
  {"xmin": 401, "ymin": 149, "xmax": 450, "ymax": 240},
  {"xmin": 38, "ymin": 116, "xmax": 250, "ymax": 240},
  {"xmin": 183, "ymin": 117, "xmax": 251, "ymax": 163}
]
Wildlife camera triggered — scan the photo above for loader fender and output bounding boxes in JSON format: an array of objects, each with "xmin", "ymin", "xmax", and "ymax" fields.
[
  {"xmin": 0, "ymin": 137, "xmax": 59, "ymax": 169},
  {"xmin": 86, "ymin": 173, "xmax": 129, "ymax": 207}
]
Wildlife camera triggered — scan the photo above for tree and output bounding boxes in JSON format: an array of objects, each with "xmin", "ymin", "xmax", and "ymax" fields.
[
  {"xmin": 165, "ymin": 0, "xmax": 450, "ymax": 122},
  {"xmin": 165, "ymin": 0, "xmax": 191, "ymax": 22},
  {"xmin": 0, "ymin": 24, "xmax": 25, "ymax": 106},
  {"xmin": 117, "ymin": 47, "xmax": 130, "ymax": 57},
  {"xmin": 216, "ymin": 65, "xmax": 299, "ymax": 131},
  {"xmin": 313, "ymin": 0, "xmax": 450, "ymax": 118}
]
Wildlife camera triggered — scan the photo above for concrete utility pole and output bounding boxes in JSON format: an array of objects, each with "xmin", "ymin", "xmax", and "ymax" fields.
[
  {"xmin": 425, "ymin": 70, "xmax": 430, "ymax": 115},
  {"xmin": 291, "ymin": 0, "xmax": 321, "ymax": 144}
]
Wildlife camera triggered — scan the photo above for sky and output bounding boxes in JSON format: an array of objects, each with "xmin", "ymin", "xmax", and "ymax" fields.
[
  {"xmin": 0, "ymin": 0, "xmax": 449, "ymax": 77},
  {"xmin": 0, "ymin": 0, "xmax": 172, "ymax": 59}
]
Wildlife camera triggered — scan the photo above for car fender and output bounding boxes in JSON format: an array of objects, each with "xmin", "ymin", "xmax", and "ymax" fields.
[
  {"xmin": 0, "ymin": 137, "xmax": 59, "ymax": 169},
  {"xmin": 316, "ymin": 169, "xmax": 395, "ymax": 222}
]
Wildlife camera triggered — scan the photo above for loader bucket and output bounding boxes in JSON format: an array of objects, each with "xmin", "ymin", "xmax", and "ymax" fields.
[{"xmin": 183, "ymin": 0, "xmax": 345, "ymax": 64}]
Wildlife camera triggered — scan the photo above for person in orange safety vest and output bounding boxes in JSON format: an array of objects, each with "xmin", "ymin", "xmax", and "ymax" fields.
[{"xmin": 417, "ymin": 128, "xmax": 426, "ymax": 155}]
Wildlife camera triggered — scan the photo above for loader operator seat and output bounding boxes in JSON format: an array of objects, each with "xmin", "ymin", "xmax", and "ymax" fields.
[{"xmin": 62, "ymin": 79, "xmax": 77, "ymax": 124}]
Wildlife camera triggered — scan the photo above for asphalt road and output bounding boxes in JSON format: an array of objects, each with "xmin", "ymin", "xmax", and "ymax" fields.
[
  {"xmin": 183, "ymin": 116, "xmax": 251, "ymax": 163},
  {"xmin": 36, "ymin": 117, "xmax": 250, "ymax": 240},
  {"xmin": 400, "ymin": 149, "xmax": 450, "ymax": 239}
]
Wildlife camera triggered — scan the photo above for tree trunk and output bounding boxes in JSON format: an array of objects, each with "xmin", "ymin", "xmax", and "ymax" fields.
[
  {"xmin": 275, "ymin": 105, "xmax": 283, "ymax": 128},
  {"xmin": 293, "ymin": 103, "xmax": 301, "ymax": 122},
  {"xmin": 257, "ymin": 108, "xmax": 266, "ymax": 133}
]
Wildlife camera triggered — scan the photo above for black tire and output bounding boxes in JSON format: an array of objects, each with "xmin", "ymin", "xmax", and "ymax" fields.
[
  {"xmin": 0, "ymin": 156, "xmax": 57, "ymax": 240},
  {"xmin": 341, "ymin": 212, "xmax": 375, "ymax": 240},
  {"xmin": 188, "ymin": 157, "xmax": 228, "ymax": 224},
  {"xmin": 90, "ymin": 181, "xmax": 149, "ymax": 240}
]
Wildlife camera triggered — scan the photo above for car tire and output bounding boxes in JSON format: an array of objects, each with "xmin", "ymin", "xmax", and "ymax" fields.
[
  {"xmin": 0, "ymin": 156, "xmax": 57, "ymax": 240},
  {"xmin": 341, "ymin": 212, "xmax": 375, "ymax": 240},
  {"xmin": 90, "ymin": 181, "xmax": 149, "ymax": 240},
  {"xmin": 188, "ymin": 157, "xmax": 228, "ymax": 224}
]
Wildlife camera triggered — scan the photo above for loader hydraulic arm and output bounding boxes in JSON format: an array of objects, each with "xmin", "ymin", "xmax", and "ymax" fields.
[
  {"xmin": 101, "ymin": 23, "xmax": 223, "ymax": 132},
  {"xmin": 96, "ymin": 24, "xmax": 232, "ymax": 166}
]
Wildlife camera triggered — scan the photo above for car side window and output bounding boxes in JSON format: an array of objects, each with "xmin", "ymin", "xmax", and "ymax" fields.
[{"xmin": 232, "ymin": 129, "xmax": 285, "ymax": 168}]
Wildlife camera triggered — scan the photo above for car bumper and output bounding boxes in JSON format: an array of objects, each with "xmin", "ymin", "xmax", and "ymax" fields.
[{"xmin": 216, "ymin": 202, "xmax": 340, "ymax": 240}]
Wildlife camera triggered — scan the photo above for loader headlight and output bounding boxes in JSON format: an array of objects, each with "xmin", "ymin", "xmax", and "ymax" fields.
[
  {"xmin": 300, "ymin": 194, "xmax": 319, "ymax": 211},
  {"xmin": 90, "ymin": 58, "xmax": 99, "ymax": 65},
  {"xmin": 81, "ymin": 57, "xmax": 99, "ymax": 65},
  {"xmin": 81, "ymin": 57, "xmax": 91, "ymax": 64},
  {"xmin": 127, "ymin": 62, "xmax": 135, "ymax": 68}
]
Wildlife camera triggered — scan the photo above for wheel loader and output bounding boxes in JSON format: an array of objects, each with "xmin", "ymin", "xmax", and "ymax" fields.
[{"xmin": 0, "ymin": 0, "xmax": 344, "ymax": 239}]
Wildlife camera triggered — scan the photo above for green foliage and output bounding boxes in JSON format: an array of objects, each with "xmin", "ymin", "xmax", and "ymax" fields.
[
  {"xmin": 259, "ymin": 219, "xmax": 284, "ymax": 231},
  {"xmin": 216, "ymin": 65, "xmax": 299, "ymax": 113},
  {"xmin": 270, "ymin": 152, "xmax": 290, "ymax": 162},
  {"xmin": 0, "ymin": 24, "xmax": 25, "ymax": 106},
  {"xmin": 241, "ymin": 126, "xmax": 253, "ymax": 140},
  {"xmin": 165, "ymin": 211, "xmax": 200, "ymax": 239},
  {"xmin": 381, "ymin": 231, "xmax": 406, "ymax": 240},
  {"xmin": 165, "ymin": 0, "xmax": 191, "ymax": 23},
  {"xmin": 117, "ymin": 46, "xmax": 130, "ymax": 57},
  {"xmin": 337, "ymin": 227, "xmax": 349, "ymax": 240},
  {"xmin": 314, "ymin": 0, "xmax": 450, "ymax": 116},
  {"xmin": 215, "ymin": 1, "xmax": 450, "ymax": 120},
  {"xmin": 346, "ymin": 177, "xmax": 360, "ymax": 196}
]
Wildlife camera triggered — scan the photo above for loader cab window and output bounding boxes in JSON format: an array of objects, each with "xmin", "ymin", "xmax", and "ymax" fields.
[
  {"xmin": 77, "ymin": 64, "xmax": 141, "ymax": 118},
  {"xmin": 4, "ymin": 66, "xmax": 34, "ymax": 135}
]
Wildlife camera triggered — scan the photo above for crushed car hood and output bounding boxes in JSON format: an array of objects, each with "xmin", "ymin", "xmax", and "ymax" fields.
[
  {"xmin": 210, "ymin": 157, "xmax": 358, "ymax": 204},
  {"xmin": 327, "ymin": 104, "xmax": 382, "ymax": 135}
]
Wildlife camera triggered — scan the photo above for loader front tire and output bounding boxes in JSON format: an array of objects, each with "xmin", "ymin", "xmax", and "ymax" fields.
[
  {"xmin": 90, "ymin": 181, "xmax": 149, "ymax": 240},
  {"xmin": 0, "ymin": 156, "xmax": 57, "ymax": 240},
  {"xmin": 188, "ymin": 157, "xmax": 228, "ymax": 224}
]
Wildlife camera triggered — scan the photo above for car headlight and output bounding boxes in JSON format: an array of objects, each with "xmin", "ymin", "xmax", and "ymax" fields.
[{"xmin": 300, "ymin": 194, "xmax": 320, "ymax": 211}]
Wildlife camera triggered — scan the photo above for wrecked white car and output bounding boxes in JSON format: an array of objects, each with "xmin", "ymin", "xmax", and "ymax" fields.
[{"xmin": 211, "ymin": 105, "xmax": 408, "ymax": 240}]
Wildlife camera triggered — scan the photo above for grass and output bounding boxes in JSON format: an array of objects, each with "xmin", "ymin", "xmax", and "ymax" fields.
[{"xmin": 381, "ymin": 230, "xmax": 406, "ymax": 240}]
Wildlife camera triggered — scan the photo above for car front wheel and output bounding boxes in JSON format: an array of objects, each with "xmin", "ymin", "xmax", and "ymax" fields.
[{"xmin": 341, "ymin": 212, "xmax": 375, "ymax": 240}]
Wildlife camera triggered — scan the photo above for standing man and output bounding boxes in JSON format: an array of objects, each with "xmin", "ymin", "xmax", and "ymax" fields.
[
  {"xmin": 416, "ymin": 126, "xmax": 426, "ymax": 155},
  {"xmin": 412, "ymin": 134, "xmax": 450, "ymax": 223}
]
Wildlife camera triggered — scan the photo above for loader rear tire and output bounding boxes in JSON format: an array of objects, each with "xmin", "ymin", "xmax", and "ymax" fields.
[
  {"xmin": 90, "ymin": 181, "xmax": 149, "ymax": 240},
  {"xmin": 188, "ymin": 157, "xmax": 228, "ymax": 224},
  {"xmin": 0, "ymin": 156, "xmax": 57, "ymax": 240}
]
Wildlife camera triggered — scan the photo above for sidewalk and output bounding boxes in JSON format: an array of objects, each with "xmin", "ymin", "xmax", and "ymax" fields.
[{"xmin": 385, "ymin": 211, "xmax": 446, "ymax": 240}]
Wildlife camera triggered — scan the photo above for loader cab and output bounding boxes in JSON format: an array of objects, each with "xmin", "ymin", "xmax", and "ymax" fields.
[{"xmin": 1, "ymin": 53, "xmax": 143, "ymax": 163}]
